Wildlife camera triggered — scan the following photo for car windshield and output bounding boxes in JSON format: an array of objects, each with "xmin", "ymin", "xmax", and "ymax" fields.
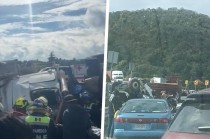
[
  {"xmin": 121, "ymin": 100, "xmax": 168, "ymax": 113},
  {"xmin": 169, "ymin": 102, "xmax": 210, "ymax": 134}
]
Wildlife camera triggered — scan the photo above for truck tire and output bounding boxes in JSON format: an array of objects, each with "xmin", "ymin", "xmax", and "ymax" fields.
[{"xmin": 129, "ymin": 78, "xmax": 140, "ymax": 92}]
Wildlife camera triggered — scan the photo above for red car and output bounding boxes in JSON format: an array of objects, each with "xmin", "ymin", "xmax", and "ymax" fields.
[{"xmin": 162, "ymin": 91, "xmax": 210, "ymax": 139}]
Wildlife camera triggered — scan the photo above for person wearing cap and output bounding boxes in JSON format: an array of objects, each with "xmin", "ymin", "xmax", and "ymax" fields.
[
  {"xmin": 25, "ymin": 97, "xmax": 56, "ymax": 139},
  {"xmin": 13, "ymin": 96, "xmax": 29, "ymax": 119},
  {"xmin": 62, "ymin": 94, "xmax": 91, "ymax": 139}
]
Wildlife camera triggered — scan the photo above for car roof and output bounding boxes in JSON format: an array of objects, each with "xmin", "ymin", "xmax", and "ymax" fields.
[
  {"xmin": 187, "ymin": 89, "xmax": 210, "ymax": 100},
  {"xmin": 179, "ymin": 90, "xmax": 210, "ymax": 107},
  {"xmin": 197, "ymin": 88, "xmax": 210, "ymax": 93},
  {"xmin": 127, "ymin": 98, "xmax": 167, "ymax": 102}
]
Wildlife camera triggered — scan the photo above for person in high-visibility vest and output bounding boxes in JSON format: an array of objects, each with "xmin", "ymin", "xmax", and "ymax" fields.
[{"xmin": 25, "ymin": 97, "xmax": 56, "ymax": 139}]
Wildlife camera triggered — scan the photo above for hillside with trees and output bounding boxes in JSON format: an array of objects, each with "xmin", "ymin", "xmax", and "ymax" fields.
[{"xmin": 108, "ymin": 8, "xmax": 210, "ymax": 81}]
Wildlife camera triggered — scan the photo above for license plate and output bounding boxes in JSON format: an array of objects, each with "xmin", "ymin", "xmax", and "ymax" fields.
[{"xmin": 133, "ymin": 124, "xmax": 146, "ymax": 130}]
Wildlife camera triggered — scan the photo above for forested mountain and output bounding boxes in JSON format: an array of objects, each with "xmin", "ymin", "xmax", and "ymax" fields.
[{"xmin": 108, "ymin": 8, "xmax": 210, "ymax": 80}]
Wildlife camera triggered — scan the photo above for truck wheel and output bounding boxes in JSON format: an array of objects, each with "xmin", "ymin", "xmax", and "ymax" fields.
[{"xmin": 129, "ymin": 78, "xmax": 140, "ymax": 92}]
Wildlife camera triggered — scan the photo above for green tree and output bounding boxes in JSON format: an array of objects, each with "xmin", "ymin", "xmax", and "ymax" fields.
[
  {"xmin": 48, "ymin": 51, "xmax": 57, "ymax": 65},
  {"xmin": 108, "ymin": 8, "xmax": 210, "ymax": 80}
]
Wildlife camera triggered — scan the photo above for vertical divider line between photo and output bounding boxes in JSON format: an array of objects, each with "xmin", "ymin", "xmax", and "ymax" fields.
[{"xmin": 101, "ymin": 0, "xmax": 110, "ymax": 138}]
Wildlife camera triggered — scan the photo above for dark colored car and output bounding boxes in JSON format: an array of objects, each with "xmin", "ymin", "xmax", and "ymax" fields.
[
  {"xmin": 162, "ymin": 90, "xmax": 210, "ymax": 139},
  {"xmin": 114, "ymin": 99, "xmax": 172, "ymax": 139}
]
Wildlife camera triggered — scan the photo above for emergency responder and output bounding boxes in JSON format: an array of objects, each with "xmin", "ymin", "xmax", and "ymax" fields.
[
  {"xmin": 62, "ymin": 94, "xmax": 91, "ymax": 139},
  {"xmin": 107, "ymin": 89, "xmax": 129, "ymax": 138},
  {"xmin": 36, "ymin": 96, "xmax": 53, "ymax": 116},
  {"xmin": 25, "ymin": 97, "xmax": 56, "ymax": 139},
  {"xmin": 83, "ymin": 60, "xmax": 103, "ymax": 129},
  {"xmin": 13, "ymin": 96, "xmax": 29, "ymax": 119},
  {"xmin": 84, "ymin": 75, "xmax": 102, "ymax": 128}
]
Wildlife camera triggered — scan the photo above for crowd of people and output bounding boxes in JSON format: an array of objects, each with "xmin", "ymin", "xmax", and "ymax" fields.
[
  {"xmin": 0, "ymin": 94, "xmax": 94, "ymax": 139},
  {"xmin": 0, "ymin": 63, "xmax": 103, "ymax": 139}
]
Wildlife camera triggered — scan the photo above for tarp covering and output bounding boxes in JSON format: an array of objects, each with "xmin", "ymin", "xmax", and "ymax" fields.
[{"xmin": 2, "ymin": 70, "xmax": 60, "ymax": 112}]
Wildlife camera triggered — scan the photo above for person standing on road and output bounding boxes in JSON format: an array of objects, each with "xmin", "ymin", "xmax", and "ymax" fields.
[
  {"xmin": 25, "ymin": 97, "xmax": 56, "ymax": 139},
  {"xmin": 107, "ymin": 89, "xmax": 129, "ymax": 138},
  {"xmin": 107, "ymin": 96, "xmax": 115, "ymax": 139},
  {"xmin": 62, "ymin": 94, "xmax": 91, "ymax": 139}
]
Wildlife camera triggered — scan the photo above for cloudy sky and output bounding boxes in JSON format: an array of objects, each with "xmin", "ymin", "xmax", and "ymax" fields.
[
  {"xmin": 110, "ymin": 0, "xmax": 210, "ymax": 17},
  {"xmin": 0, "ymin": 0, "xmax": 106, "ymax": 61}
]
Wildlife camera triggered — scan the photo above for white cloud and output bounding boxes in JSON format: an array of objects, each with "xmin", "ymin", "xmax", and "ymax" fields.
[
  {"xmin": 0, "ymin": 22, "xmax": 46, "ymax": 34},
  {"xmin": 85, "ymin": 5, "xmax": 106, "ymax": 29},
  {"xmin": 0, "ymin": 0, "xmax": 48, "ymax": 5},
  {"xmin": 0, "ymin": 27, "xmax": 104, "ymax": 61},
  {"xmin": 0, "ymin": 0, "xmax": 106, "ymax": 61}
]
